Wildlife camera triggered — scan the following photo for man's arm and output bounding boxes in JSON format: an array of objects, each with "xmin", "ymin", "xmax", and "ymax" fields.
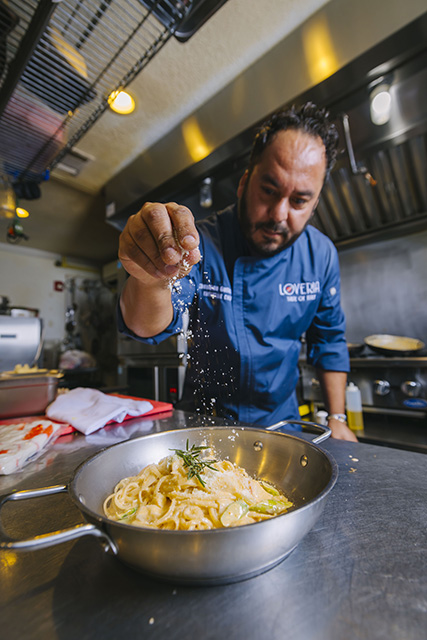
[
  {"xmin": 119, "ymin": 275, "xmax": 174, "ymax": 338},
  {"xmin": 316, "ymin": 369, "xmax": 358, "ymax": 442},
  {"xmin": 118, "ymin": 202, "xmax": 200, "ymax": 338}
]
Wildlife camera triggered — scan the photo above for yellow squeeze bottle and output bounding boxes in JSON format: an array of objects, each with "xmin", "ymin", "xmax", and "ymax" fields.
[{"xmin": 345, "ymin": 382, "xmax": 364, "ymax": 433}]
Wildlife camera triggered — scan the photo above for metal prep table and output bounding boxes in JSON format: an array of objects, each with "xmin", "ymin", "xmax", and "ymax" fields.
[{"xmin": 0, "ymin": 410, "xmax": 426, "ymax": 640}]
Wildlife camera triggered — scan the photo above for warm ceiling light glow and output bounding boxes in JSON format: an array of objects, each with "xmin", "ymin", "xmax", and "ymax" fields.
[
  {"xmin": 0, "ymin": 172, "xmax": 16, "ymax": 218},
  {"xmin": 370, "ymin": 85, "xmax": 392, "ymax": 125},
  {"xmin": 182, "ymin": 117, "xmax": 213, "ymax": 163},
  {"xmin": 16, "ymin": 207, "xmax": 29, "ymax": 218},
  {"xmin": 302, "ymin": 15, "xmax": 339, "ymax": 85},
  {"xmin": 108, "ymin": 90, "xmax": 135, "ymax": 115}
]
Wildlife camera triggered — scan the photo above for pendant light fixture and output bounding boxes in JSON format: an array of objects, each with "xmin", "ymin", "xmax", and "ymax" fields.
[
  {"xmin": 369, "ymin": 82, "xmax": 392, "ymax": 126},
  {"xmin": 108, "ymin": 90, "xmax": 136, "ymax": 115}
]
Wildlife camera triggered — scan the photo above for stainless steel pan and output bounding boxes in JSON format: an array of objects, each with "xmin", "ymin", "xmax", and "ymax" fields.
[
  {"xmin": 364, "ymin": 334, "xmax": 425, "ymax": 357},
  {"xmin": 0, "ymin": 422, "xmax": 338, "ymax": 585}
]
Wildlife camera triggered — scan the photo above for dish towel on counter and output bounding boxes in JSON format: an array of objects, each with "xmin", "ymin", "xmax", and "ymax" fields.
[
  {"xmin": 0, "ymin": 419, "xmax": 68, "ymax": 475},
  {"xmin": 46, "ymin": 387, "xmax": 154, "ymax": 435}
]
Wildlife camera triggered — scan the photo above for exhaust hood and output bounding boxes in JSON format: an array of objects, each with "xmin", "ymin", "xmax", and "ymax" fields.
[
  {"xmin": 0, "ymin": 0, "xmax": 228, "ymax": 195},
  {"xmin": 104, "ymin": 11, "xmax": 427, "ymax": 249}
]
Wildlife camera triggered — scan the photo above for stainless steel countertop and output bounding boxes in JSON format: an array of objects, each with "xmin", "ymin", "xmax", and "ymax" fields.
[{"xmin": 0, "ymin": 410, "xmax": 426, "ymax": 640}]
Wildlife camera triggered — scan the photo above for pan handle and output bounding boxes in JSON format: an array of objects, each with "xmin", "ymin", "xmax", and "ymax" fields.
[
  {"xmin": 266, "ymin": 419, "xmax": 331, "ymax": 444},
  {"xmin": 0, "ymin": 485, "xmax": 118, "ymax": 554}
]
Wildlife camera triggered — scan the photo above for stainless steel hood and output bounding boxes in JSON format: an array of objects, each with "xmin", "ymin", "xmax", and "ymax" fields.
[{"xmin": 104, "ymin": 11, "xmax": 427, "ymax": 249}]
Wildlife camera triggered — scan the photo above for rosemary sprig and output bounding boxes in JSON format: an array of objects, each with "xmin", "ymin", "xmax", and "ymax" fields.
[{"xmin": 170, "ymin": 439, "xmax": 217, "ymax": 487}]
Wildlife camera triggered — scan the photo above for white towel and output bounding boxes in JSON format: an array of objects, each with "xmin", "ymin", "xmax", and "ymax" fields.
[
  {"xmin": 0, "ymin": 419, "xmax": 66, "ymax": 475},
  {"xmin": 46, "ymin": 387, "xmax": 153, "ymax": 435}
]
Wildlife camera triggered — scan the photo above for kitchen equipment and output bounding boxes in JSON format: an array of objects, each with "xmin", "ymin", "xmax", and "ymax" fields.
[
  {"xmin": 347, "ymin": 343, "xmax": 365, "ymax": 357},
  {"xmin": 0, "ymin": 316, "xmax": 44, "ymax": 372},
  {"xmin": 1, "ymin": 92, "xmax": 66, "ymax": 180},
  {"xmin": 114, "ymin": 263, "xmax": 188, "ymax": 402},
  {"xmin": 364, "ymin": 334, "xmax": 425, "ymax": 357},
  {"xmin": 300, "ymin": 351, "xmax": 427, "ymax": 453},
  {"xmin": 0, "ymin": 369, "xmax": 62, "ymax": 419},
  {"xmin": 0, "ymin": 423, "xmax": 337, "ymax": 585},
  {"xmin": 21, "ymin": 28, "xmax": 96, "ymax": 115},
  {"xmin": 0, "ymin": 0, "xmax": 202, "ymax": 182}
]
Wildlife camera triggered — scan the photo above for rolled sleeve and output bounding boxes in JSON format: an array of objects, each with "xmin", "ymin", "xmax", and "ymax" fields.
[
  {"xmin": 116, "ymin": 272, "xmax": 197, "ymax": 345},
  {"xmin": 116, "ymin": 300, "xmax": 183, "ymax": 345}
]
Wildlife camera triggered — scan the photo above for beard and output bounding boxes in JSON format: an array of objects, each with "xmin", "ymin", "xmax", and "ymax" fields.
[{"xmin": 237, "ymin": 185, "xmax": 314, "ymax": 257}]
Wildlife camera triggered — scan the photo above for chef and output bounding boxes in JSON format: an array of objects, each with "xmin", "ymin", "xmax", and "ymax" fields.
[{"xmin": 118, "ymin": 101, "xmax": 357, "ymax": 442}]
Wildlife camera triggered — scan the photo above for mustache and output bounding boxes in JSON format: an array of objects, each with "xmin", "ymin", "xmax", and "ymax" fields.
[{"xmin": 254, "ymin": 221, "xmax": 289, "ymax": 235}]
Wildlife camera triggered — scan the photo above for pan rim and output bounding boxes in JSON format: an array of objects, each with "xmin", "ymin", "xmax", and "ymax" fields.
[
  {"xmin": 364, "ymin": 333, "xmax": 425, "ymax": 351},
  {"xmin": 68, "ymin": 425, "xmax": 339, "ymax": 536}
]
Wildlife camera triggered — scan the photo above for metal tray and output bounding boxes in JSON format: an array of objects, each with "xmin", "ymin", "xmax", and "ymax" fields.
[{"xmin": 0, "ymin": 374, "xmax": 61, "ymax": 419}]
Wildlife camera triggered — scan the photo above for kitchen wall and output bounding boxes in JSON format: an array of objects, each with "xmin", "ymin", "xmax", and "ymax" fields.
[
  {"xmin": 0, "ymin": 243, "xmax": 103, "ymax": 361},
  {"xmin": 339, "ymin": 230, "xmax": 427, "ymax": 344}
]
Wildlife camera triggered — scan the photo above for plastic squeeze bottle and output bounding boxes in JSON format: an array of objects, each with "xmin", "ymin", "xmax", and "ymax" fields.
[{"xmin": 345, "ymin": 382, "xmax": 364, "ymax": 434}]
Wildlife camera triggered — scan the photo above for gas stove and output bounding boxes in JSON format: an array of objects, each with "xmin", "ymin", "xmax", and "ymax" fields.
[
  {"xmin": 299, "ymin": 354, "xmax": 427, "ymax": 453},
  {"xmin": 347, "ymin": 355, "xmax": 427, "ymax": 413}
]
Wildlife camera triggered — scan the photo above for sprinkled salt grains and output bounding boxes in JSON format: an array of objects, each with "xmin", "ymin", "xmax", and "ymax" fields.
[
  {"xmin": 169, "ymin": 253, "xmax": 237, "ymax": 417},
  {"xmin": 166, "ymin": 246, "xmax": 191, "ymax": 291}
]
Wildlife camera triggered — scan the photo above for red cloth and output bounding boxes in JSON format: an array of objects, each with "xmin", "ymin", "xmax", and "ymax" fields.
[{"xmin": 0, "ymin": 395, "xmax": 173, "ymax": 435}]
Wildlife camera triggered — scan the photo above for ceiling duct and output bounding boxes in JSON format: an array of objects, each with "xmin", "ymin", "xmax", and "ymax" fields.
[
  {"xmin": 0, "ymin": 0, "xmax": 227, "ymax": 195},
  {"xmin": 55, "ymin": 146, "xmax": 95, "ymax": 176}
]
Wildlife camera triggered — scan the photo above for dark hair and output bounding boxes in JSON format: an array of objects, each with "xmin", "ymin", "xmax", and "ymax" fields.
[{"xmin": 248, "ymin": 102, "xmax": 339, "ymax": 180}]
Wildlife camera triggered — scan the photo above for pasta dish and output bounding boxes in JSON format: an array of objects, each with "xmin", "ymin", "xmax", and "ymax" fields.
[{"xmin": 103, "ymin": 441, "xmax": 293, "ymax": 530}]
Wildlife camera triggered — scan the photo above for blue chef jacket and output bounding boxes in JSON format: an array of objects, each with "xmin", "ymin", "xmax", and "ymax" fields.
[{"xmin": 119, "ymin": 205, "xmax": 349, "ymax": 427}]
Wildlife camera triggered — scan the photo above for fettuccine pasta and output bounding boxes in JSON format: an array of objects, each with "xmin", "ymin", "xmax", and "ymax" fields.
[{"xmin": 103, "ymin": 445, "xmax": 293, "ymax": 530}]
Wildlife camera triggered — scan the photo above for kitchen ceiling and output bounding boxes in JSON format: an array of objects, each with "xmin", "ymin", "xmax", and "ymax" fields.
[{"xmin": 0, "ymin": 0, "xmax": 425, "ymax": 265}]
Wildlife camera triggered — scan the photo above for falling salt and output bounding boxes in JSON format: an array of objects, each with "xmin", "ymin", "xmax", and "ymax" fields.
[{"xmin": 167, "ymin": 248, "xmax": 237, "ymax": 418}]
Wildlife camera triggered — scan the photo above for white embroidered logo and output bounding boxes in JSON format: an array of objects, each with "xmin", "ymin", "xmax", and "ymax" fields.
[{"xmin": 279, "ymin": 281, "xmax": 320, "ymax": 302}]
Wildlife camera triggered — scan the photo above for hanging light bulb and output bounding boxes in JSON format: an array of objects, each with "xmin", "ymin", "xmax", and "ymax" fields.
[
  {"xmin": 370, "ymin": 83, "xmax": 392, "ymax": 125},
  {"xmin": 16, "ymin": 207, "xmax": 30, "ymax": 218},
  {"xmin": 108, "ymin": 89, "xmax": 136, "ymax": 115}
]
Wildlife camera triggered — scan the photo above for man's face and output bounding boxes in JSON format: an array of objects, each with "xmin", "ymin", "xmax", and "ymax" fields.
[{"xmin": 237, "ymin": 129, "xmax": 327, "ymax": 256}]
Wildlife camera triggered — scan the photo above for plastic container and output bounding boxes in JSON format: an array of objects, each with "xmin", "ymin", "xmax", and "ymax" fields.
[{"xmin": 345, "ymin": 382, "xmax": 364, "ymax": 433}]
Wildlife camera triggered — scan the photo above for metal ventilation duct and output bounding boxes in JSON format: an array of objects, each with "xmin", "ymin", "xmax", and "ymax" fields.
[
  {"xmin": 311, "ymin": 130, "xmax": 427, "ymax": 246},
  {"xmin": 0, "ymin": 0, "xmax": 227, "ymax": 192}
]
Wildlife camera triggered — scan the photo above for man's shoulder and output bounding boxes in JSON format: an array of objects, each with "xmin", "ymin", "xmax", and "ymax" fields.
[
  {"xmin": 304, "ymin": 224, "xmax": 332, "ymax": 243},
  {"xmin": 303, "ymin": 225, "xmax": 337, "ymax": 254},
  {"xmin": 196, "ymin": 204, "xmax": 236, "ymax": 233}
]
